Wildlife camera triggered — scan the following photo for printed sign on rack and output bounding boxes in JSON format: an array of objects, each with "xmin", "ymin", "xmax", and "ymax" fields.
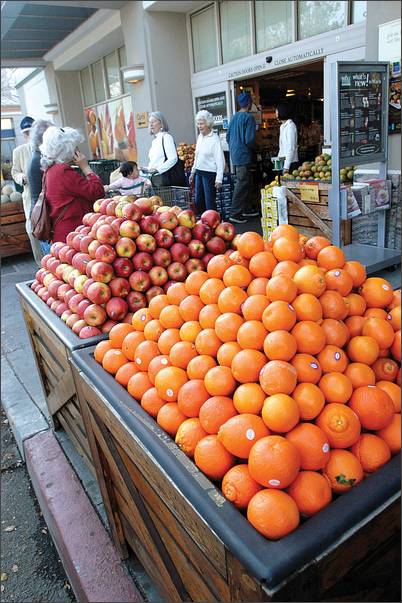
[{"xmin": 299, "ymin": 182, "xmax": 320, "ymax": 202}]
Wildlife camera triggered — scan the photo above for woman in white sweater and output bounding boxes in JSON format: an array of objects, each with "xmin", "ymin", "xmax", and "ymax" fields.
[
  {"xmin": 189, "ymin": 110, "xmax": 225, "ymax": 214},
  {"xmin": 146, "ymin": 112, "xmax": 179, "ymax": 181}
]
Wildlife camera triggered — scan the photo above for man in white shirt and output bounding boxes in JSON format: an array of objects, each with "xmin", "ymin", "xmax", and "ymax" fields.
[
  {"xmin": 189, "ymin": 110, "xmax": 225, "ymax": 215},
  {"xmin": 11, "ymin": 116, "xmax": 44, "ymax": 264},
  {"xmin": 276, "ymin": 103, "xmax": 299, "ymax": 174}
]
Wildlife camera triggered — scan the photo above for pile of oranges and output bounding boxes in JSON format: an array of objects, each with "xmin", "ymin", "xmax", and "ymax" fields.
[{"xmin": 94, "ymin": 226, "xmax": 401, "ymax": 540}]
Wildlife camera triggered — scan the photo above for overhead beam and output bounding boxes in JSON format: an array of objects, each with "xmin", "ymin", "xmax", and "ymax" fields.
[
  {"xmin": 1, "ymin": 57, "xmax": 47, "ymax": 68},
  {"xmin": 25, "ymin": 0, "xmax": 127, "ymax": 8}
]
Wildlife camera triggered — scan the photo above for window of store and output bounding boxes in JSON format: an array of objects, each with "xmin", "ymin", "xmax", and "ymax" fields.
[
  {"xmin": 298, "ymin": 1, "xmax": 348, "ymax": 40},
  {"xmin": 220, "ymin": 1, "xmax": 252, "ymax": 63},
  {"xmin": 351, "ymin": 0, "xmax": 367, "ymax": 23},
  {"xmin": 255, "ymin": 1, "xmax": 293, "ymax": 52},
  {"xmin": 92, "ymin": 60, "xmax": 106, "ymax": 103},
  {"xmin": 118, "ymin": 46, "xmax": 131, "ymax": 94},
  {"xmin": 81, "ymin": 66, "xmax": 95, "ymax": 107},
  {"xmin": 191, "ymin": 4, "xmax": 218, "ymax": 72},
  {"xmin": 105, "ymin": 51, "xmax": 122, "ymax": 98}
]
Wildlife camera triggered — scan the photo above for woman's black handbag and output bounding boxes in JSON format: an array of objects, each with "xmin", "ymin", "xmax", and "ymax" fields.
[{"xmin": 151, "ymin": 135, "xmax": 186, "ymax": 187}]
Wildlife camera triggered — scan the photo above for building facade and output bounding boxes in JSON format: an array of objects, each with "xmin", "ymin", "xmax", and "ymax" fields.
[{"xmin": 8, "ymin": 1, "xmax": 401, "ymax": 173}]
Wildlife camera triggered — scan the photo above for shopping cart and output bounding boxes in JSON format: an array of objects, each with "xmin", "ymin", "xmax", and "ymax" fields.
[{"xmin": 140, "ymin": 169, "xmax": 196, "ymax": 212}]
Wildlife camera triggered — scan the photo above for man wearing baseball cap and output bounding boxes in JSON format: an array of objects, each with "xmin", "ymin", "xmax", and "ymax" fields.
[
  {"xmin": 11, "ymin": 116, "xmax": 43, "ymax": 264},
  {"xmin": 226, "ymin": 92, "xmax": 259, "ymax": 223}
]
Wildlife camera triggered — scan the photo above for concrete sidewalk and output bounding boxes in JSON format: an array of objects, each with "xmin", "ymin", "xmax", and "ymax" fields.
[{"xmin": 1, "ymin": 253, "xmax": 160, "ymax": 602}]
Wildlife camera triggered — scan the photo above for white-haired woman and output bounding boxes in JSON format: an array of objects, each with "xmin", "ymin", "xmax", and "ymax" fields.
[
  {"xmin": 27, "ymin": 119, "xmax": 53, "ymax": 254},
  {"xmin": 146, "ymin": 111, "xmax": 184, "ymax": 185},
  {"xmin": 40, "ymin": 126, "xmax": 104, "ymax": 243},
  {"xmin": 189, "ymin": 110, "xmax": 224, "ymax": 214}
]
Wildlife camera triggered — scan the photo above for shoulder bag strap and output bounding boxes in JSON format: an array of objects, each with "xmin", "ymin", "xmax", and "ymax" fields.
[{"xmin": 161, "ymin": 134, "xmax": 168, "ymax": 162}]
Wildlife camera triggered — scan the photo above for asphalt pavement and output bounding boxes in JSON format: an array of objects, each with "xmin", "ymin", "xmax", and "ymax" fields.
[{"xmin": 1, "ymin": 407, "xmax": 75, "ymax": 603}]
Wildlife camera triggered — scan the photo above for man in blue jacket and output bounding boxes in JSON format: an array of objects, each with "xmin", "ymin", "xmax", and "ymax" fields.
[{"xmin": 226, "ymin": 92, "xmax": 259, "ymax": 223}]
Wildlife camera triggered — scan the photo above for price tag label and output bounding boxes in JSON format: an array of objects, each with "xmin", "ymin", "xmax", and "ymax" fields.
[{"xmin": 299, "ymin": 182, "xmax": 320, "ymax": 202}]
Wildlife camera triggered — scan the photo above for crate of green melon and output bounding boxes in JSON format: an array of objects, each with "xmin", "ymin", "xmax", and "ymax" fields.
[{"xmin": 69, "ymin": 229, "xmax": 400, "ymax": 602}]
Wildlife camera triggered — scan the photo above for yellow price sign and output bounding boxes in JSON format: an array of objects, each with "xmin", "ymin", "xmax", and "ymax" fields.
[{"xmin": 299, "ymin": 182, "xmax": 320, "ymax": 203}]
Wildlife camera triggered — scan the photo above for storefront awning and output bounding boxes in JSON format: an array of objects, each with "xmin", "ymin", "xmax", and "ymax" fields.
[{"xmin": 1, "ymin": 0, "xmax": 126, "ymax": 67}]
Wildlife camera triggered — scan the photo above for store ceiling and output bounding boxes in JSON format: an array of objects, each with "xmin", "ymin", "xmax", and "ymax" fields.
[
  {"xmin": 1, "ymin": 1, "xmax": 125, "ymax": 66},
  {"xmin": 258, "ymin": 61, "xmax": 324, "ymax": 104}
]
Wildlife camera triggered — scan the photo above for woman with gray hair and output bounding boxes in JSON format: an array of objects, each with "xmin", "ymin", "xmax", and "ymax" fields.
[
  {"xmin": 189, "ymin": 110, "xmax": 225, "ymax": 214},
  {"xmin": 39, "ymin": 126, "xmax": 104, "ymax": 243},
  {"xmin": 146, "ymin": 111, "xmax": 185, "ymax": 185}
]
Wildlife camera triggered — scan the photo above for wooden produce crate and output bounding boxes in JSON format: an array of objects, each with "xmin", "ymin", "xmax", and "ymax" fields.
[
  {"xmin": 70, "ymin": 346, "xmax": 400, "ymax": 602},
  {"xmin": 16, "ymin": 281, "xmax": 106, "ymax": 474},
  {"xmin": 1, "ymin": 201, "xmax": 31, "ymax": 257},
  {"xmin": 284, "ymin": 182, "xmax": 352, "ymax": 244}
]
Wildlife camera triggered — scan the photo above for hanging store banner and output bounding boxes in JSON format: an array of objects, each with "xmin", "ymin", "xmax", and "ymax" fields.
[
  {"xmin": 96, "ymin": 95, "xmax": 137, "ymax": 160},
  {"xmin": 84, "ymin": 107, "xmax": 101, "ymax": 159}
]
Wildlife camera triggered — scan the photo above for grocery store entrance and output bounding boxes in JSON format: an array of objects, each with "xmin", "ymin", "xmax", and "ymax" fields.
[{"xmin": 235, "ymin": 60, "xmax": 324, "ymax": 189}]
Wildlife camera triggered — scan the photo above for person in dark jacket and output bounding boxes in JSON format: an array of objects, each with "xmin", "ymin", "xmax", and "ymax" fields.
[
  {"xmin": 226, "ymin": 92, "xmax": 259, "ymax": 223},
  {"xmin": 27, "ymin": 119, "xmax": 53, "ymax": 254},
  {"xmin": 40, "ymin": 126, "xmax": 104, "ymax": 243}
]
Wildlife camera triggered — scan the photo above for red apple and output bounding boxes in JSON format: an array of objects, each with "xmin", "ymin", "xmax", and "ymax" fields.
[
  {"xmin": 123, "ymin": 312, "xmax": 134, "ymax": 324},
  {"xmin": 140, "ymin": 215, "xmax": 160, "ymax": 235},
  {"xmin": 111, "ymin": 217, "xmax": 124, "ymax": 232},
  {"xmin": 170, "ymin": 243, "xmax": 190, "ymax": 264},
  {"xmin": 48, "ymin": 279, "xmax": 64, "ymax": 299},
  {"xmin": 188, "ymin": 239, "xmax": 205, "ymax": 258},
  {"xmin": 50, "ymin": 242, "xmax": 64, "ymax": 258},
  {"xmin": 157, "ymin": 211, "xmax": 178, "ymax": 231},
  {"xmin": 132, "ymin": 252, "xmax": 153, "ymax": 272},
  {"xmin": 202, "ymin": 253, "xmax": 214, "ymax": 267},
  {"xmin": 41, "ymin": 254, "xmax": 52, "ymax": 269},
  {"xmin": 113, "ymin": 257, "xmax": 134, "ymax": 278},
  {"xmin": 206, "ymin": 236, "xmax": 226, "ymax": 254},
  {"xmin": 95, "ymin": 244, "xmax": 116, "ymax": 264},
  {"xmin": 173, "ymin": 225, "xmax": 192, "ymax": 245},
  {"xmin": 50, "ymin": 299, "xmax": 61, "ymax": 312},
  {"xmin": 31, "ymin": 279, "xmax": 39, "ymax": 290},
  {"xmin": 72, "ymin": 233, "xmax": 85, "ymax": 252},
  {"xmin": 86, "ymin": 281, "xmax": 111, "ymax": 305},
  {"xmin": 68, "ymin": 293, "xmax": 85, "ymax": 313},
  {"xmin": 82, "ymin": 278, "xmax": 95, "ymax": 298},
  {"xmin": 86, "ymin": 259, "xmax": 98, "ymax": 278},
  {"xmin": 163, "ymin": 280, "xmax": 176, "ymax": 292},
  {"xmin": 177, "ymin": 209, "xmax": 196, "ymax": 228},
  {"xmin": 149, "ymin": 266, "xmax": 168, "ymax": 286},
  {"xmin": 87, "ymin": 239, "xmax": 102, "ymax": 258},
  {"xmin": 79, "ymin": 235, "xmax": 95, "ymax": 253},
  {"xmin": 185, "ymin": 258, "xmax": 204, "ymax": 273},
  {"xmin": 115, "ymin": 237, "xmax": 137, "ymax": 258},
  {"xmin": 55, "ymin": 302, "xmax": 69, "ymax": 317},
  {"xmin": 136, "ymin": 234, "xmax": 156, "ymax": 253},
  {"xmin": 93, "ymin": 199, "xmax": 103, "ymax": 212},
  {"xmin": 192, "ymin": 222, "xmax": 213, "ymax": 243},
  {"xmin": 98, "ymin": 199, "xmax": 109, "ymax": 215},
  {"xmin": 105, "ymin": 297, "xmax": 128, "ymax": 321},
  {"xmin": 57, "ymin": 283, "xmax": 72, "ymax": 301},
  {"xmin": 66, "ymin": 232, "xmax": 78, "ymax": 247},
  {"xmin": 43, "ymin": 272, "xmax": 57, "ymax": 288},
  {"xmin": 72, "ymin": 319, "xmax": 88, "ymax": 335},
  {"xmin": 106, "ymin": 200, "xmax": 118, "ymax": 216},
  {"xmin": 65, "ymin": 248, "xmax": 77, "ymax": 264},
  {"xmin": 129, "ymin": 271, "xmax": 151, "ymax": 292},
  {"xmin": 122, "ymin": 204, "xmax": 143, "ymax": 221},
  {"xmin": 115, "ymin": 201, "xmax": 129, "ymax": 218},
  {"xmin": 72, "ymin": 252, "xmax": 91, "ymax": 273},
  {"xmin": 79, "ymin": 325, "xmax": 101, "ymax": 339},
  {"xmin": 96, "ymin": 224, "xmax": 118, "ymax": 245},
  {"xmin": 134, "ymin": 197, "xmax": 153, "ymax": 215},
  {"xmin": 201, "ymin": 209, "xmax": 221, "ymax": 229},
  {"xmin": 57, "ymin": 246, "xmax": 71, "ymax": 264},
  {"xmin": 167, "ymin": 262, "xmax": 187, "ymax": 282},
  {"xmin": 109, "ymin": 277, "xmax": 130, "ymax": 297},
  {"xmin": 84, "ymin": 304, "xmax": 107, "ymax": 326},
  {"xmin": 66, "ymin": 313, "xmax": 80, "ymax": 329},
  {"xmin": 61, "ymin": 309, "xmax": 73, "ymax": 322},
  {"xmin": 42, "ymin": 291, "xmax": 51, "ymax": 303},
  {"xmin": 74, "ymin": 275, "xmax": 89, "ymax": 293},
  {"xmin": 119, "ymin": 220, "xmax": 140, "ymax": 239},
  {"xmin": 155, "ymin": 228, "xmax": 174, "ymax": 248},
  {"xmin": 76, "ymin": 298, "xmax": 92, "ymax": 318},
  {"xmin": 126, "ymin": 291, "xmax": 147, "ymax": 312},
  {"xmin": 36, "ymin": 268, "xmax": 47, "ymax": 283},
  {"xmin": 153, "ymin": 248, "xmax": 171, "ymax": 268},
  {"xmin": 91, "ymin": 261, "xmax": 114, "ymax": 283},
  {"xmin": 146, "ymin": 286, "xmax": 164, "ymax": 302},
  {"xmin": 64, "ymin": 288, "xmax": 78, "ymax": 306},
  {"xmin": 47, "ymin": 258, "xmax": 61, "ymax": 274},
  {"xmin": 215, "ymin": 221, "xmax": 236, "ymax": 242},
  {"xmin": 82, "ymin": 212, "xmax": 99, "ymax": 227},
  {"xmin": 67, "ymin": 269, "xmax": 82, "ymax": 288},
  {"xmin": 101, "ymin": 319, "xmax": 119, "ymax": 333}
]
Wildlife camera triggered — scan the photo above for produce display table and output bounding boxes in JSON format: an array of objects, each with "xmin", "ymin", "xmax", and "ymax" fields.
[
  {"xmin": 284, "ymin": 182, "xmax": 352, "ymax": 244},
  {"xmin": 70, "ymin": 345, "xmax": 400, "ymax": 602},
  {"xmin": 1, "ymin": 201, "xmax": 31, "ymax": 257},
  {"xmin": 16, "ymin": 281, "xmax": 106, "ymax": 473}
]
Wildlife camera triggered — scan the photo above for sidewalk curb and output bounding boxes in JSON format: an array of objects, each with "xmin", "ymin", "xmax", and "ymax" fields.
[{"xmin": 24, "ymin": 430, "xmax": 143, "ymax": 603}]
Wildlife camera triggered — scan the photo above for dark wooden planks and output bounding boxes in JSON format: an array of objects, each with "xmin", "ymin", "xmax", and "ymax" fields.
[{"xmin": 0, "ymin": 201, "xmax": 30, "ymax": 257}]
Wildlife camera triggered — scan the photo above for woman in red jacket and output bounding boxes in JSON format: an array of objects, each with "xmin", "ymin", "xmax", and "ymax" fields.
[{"xmin": 40, "ymin": 126, "xmax": 104, "ymax": 242}]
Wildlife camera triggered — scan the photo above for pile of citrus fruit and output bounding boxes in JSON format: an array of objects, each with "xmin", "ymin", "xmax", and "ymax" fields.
[{"xmin": 94, "ymin": 226, "xmax": 401, "ymax": 540}]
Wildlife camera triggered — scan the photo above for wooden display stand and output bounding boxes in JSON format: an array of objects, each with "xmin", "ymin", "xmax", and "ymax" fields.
[
  {"xmin": 1, "ymin": 201, "xmax": 31, "ymax": 257},
  {"xmin": 71, "ymin": 346, "xmax": 400, "ymax": 602},
  {"xmin": 284, "ymin": 182, "xmax": 352, "ymax": 244},
  {"xmin": 16, "ymin": 281, "xmax": 106, "ymax": 473}
]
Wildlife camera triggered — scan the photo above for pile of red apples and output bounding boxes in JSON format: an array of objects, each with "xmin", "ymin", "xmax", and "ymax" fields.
[{"xmin": 30, "ymin": 195, "xmax": 237, "ymax": 339}]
